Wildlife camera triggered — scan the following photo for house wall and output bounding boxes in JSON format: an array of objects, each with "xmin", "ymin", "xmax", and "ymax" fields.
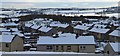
[
  {"xmin": 47, "ymin": 29, "xmax": 58, "ymax": 36},
  {"xmin": 110, "ymin": 36, "xmax": 120, "ymax": 42},
  {"xmin": 109, "ymin": 36, "xmax": 115, "ymax": 42},
  {"xmin": 79, "ymin": 45, "xmax": 95, "ymax": 53},
  {"xmin": 90, "ymin": 32, "xmax": 109, "ymax": 41},
  {"xmin": 10, "ymin": 36, "xmax": 24, "ymax": 51},
  {"xmin": 65, "ymin": 26, "xmax": 73, "ymax": 33},
  {"xmin": 58, "ymin": 26, "xmax": 73, "ymax": 33},
  {"xmin": 24, "ymin": 27, "xmax": 32, "ymax": 32},
  {"xmin": 74, "ymin": 29, "xmax": 85, "ymax": 35},
  {"xmin": 37, "ymin": 44, "xmax": 95, "ymax": 53},
  {"xmin": 115, "ymin": 37, "xmax": 120, "ymax": 42},
  {"xmin": 0, "ymin": 18, "xmax": 2, "ymax": 23},
  {"xmin": 54, "ymin": 45, "xmax": 79, "ymax": 52},
  {"xmin": 31, "ymin": 29, "xmax": 38, "ymax": 33},
  {"xmin": 101, "ymin": 34, "xmax": 109, "ymax": 41},
  {"xmin": 39, "ymin": 29, "xmax": 57, "ymax": 36},
  {"xmin": 37, "ymin": 45, "xmax": 55, "ymax": 52},
  {"xmin": 0, "ymin": 42, "xmax": 10, "ymax": 52},
  {"xmin": 104, "ymin": 44, "xmax": 116, "ymax": 55},
  {"xmin": 90, "ymin": 32, "xmax": 99, "ymax": 40}
]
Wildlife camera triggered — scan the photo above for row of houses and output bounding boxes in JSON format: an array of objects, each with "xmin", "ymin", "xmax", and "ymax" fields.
[
  {"xmin": 23, "ymin": 18, "xmax": 120, "ymax": 43},
  {"xmin": 0, "ymin": 33, "xmax": 120, "ymax": 55},
  {"xmin": 0, "ymin": 17, "xmax": 120, "ymax": 55}
]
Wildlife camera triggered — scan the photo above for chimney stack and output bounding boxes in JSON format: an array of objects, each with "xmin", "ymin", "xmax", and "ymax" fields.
[{"xmin": 75, "ymin": 34, "xmax": 79, "ymax": 39}]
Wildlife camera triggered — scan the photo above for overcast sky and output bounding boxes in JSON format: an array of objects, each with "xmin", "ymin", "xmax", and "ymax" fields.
[
  {"xmin": 1, "ymin": 0, "xmax": 120, "ymax": 2},
  {"xmin": 1, "ymin": 0, "xmax": 120, "ymax": 9}
]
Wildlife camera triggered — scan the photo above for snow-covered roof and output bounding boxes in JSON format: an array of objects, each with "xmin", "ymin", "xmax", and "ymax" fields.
[
  {"xmin": 24, "ymin": 33, "xmax": 31, "ymax": 35},
  {"xmin": 116, "ymin": 27, "xmax": 120, "ymax": 30},
  {"xmin": 50, "ymin": 21, "xmax": 61, "ymax": 24},
  {"xmin": 0, "ymin": 28, "xmax": 10, "ymax": 32},
  {"xmin": 77, "ymin": 36, "xmax": 96, "ymax": 44},
  {"xmin": 34, "ymin": 18, "xmax": 44, "ymax": 21},
  {"xmin": 58, "ymin": 33, "xmax": 76, "ymax": 38},
  {"xmin": 2, "ymin": 31, "xmax": 24, "ymax": 37},
  {"xmin": 24, "ymin": 44, "xmax": 31, "ymax": 46},
  {"xmin": 0, "ymin": 28, "xmax": 18, "ymax": 32},
  {"xmin": 82, "ymin": 23, "xmax": 93, "ymax": 27},
  {"xmin": 89, "ymin": 27, "xmax": 110, "ymax": 33},
  {"xmin": 110, "ymin": 43, "xmax": 120, "ymax": 52},
  {"xmin": 94, "ymin": 24, "xmax": 107, "ymax": 28},
  {"xmin": 109, "ymin": 30, "xmax": 120, "ymax": 37},
  {"xmin": 113, "ymin": 23, "xmax": 119, "ymax": 27},
  {"xmin": 1, "ymin": 22, "xmax": 18, "ymax": 26},
  {"xmin": 2, "ymin": 32, "xmax": 12, "ymax": 34},
  {"xmin": 30, "ymin": 48, "xmax": 37, "ymax": 50},
  {"xmin": 71, "ymin": 21, "xmax": 82, "ymax": 24},
  {"xmin": 38, "ymin": 26, "xmax": 52, "ymax": 32},
  {"xmin": 0, "ymin": 15, "xmax": 8, "ymax": 18},
  {"xmin": 24, "ymin": 36, "xmax": 30, "ymax": 38},
  {"xmin": 17, "ymin": 33, "xmax": 24, "ymax": 37},
  {"xmin": 92, "ymin": 22, "xmax": 99, "ymax": 24},
  {"xmin": 74, "ymin": 25, "xmax": 90, "ymax": 30},
  {"xmin": 10, "ymin": 18, "xmax": 19, "ymax": 21},
  {"xmin": 0, "ymin": 35, "xmax": 15, "ymax": 43},
  {"xmin": 50, "ymin": 24, "xmax": 59, "ymax": 27},
  {"xmin": 42, "ymin": 21, "xmax": 51, "ymax": 23},
  {"xmin": 99, "ymin": 20, "xmax": 109, "ymax": 24},
  {"xmin": 87, "ymin": 19, "xmax": 98, "ymax": 21},
  {"xmin": 31, "ymin": 25, "xmax": 41, "ymax": 29},
  {"xmin": 58, "ymin": 24, "xmax": 69, "ymax": 28},
  {"xmin": 10, "ymin": 28, "xmax": 19, "ymax": 31},
  {"xmin": 25, "ymin": 24, "xmax": 33, "ymax": 27},
  {"xmin": 50, "ymin": 24, "xmax": 69, "ymax": 28},
  {"xmin": 37, "ymin": 35, "xmax": 95, "ymax": 45}
]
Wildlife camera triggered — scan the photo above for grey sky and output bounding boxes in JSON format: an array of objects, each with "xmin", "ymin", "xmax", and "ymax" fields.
[{"xmin": 1, "ymin": 0, "xmax": 119, "ymax": 9}]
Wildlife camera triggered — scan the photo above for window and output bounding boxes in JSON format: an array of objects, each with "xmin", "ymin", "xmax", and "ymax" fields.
[
  {"xmin": 6, "ymin": 43, "xmax": 9, "ymax": 47},
  {"xmin": 83, "ymin": 46, "xmax": 85, "ymax": 49},
  {"xmin": 80, "ymin": 46, "xmax": 85, "ymax": 49},
  {"xmin": 67, "ymin": 46, "xmax": 71, "ymax": 50},
  {"xmin": 46, "ymin": 45, "xmax": 52, "ymax": 50},
  {"xmin": 56, "ymin": 46, "xmax": 58, "ymax": 50},
  {"xmin": 80, "ymin": 46, "xmax": 82, "ymax": 49}
]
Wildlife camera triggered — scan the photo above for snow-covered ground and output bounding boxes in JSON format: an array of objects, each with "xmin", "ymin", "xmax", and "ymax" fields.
[
  {"xmin": 54, "ymin": 9, "xmax": 103, "ymax": 13},
  {"xmin": 0, "ymin": 11, "xmax": 30, "ymax": 18},
  {"xmin": 44, "ymin": 9, "xmax": 119, "ymax": 18},
  {"xmin": 62, "ymin": 13, "xmax": 119, "ymax": 18},
  {"xmin": 1, "ymin": 51, "xmax": 89, "ymax": 54}
]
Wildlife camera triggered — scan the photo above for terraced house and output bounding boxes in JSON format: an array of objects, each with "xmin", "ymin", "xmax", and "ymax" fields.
[{"xmin": 37, "ymin": 33, "xmax": 96, "ymax": 53}]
